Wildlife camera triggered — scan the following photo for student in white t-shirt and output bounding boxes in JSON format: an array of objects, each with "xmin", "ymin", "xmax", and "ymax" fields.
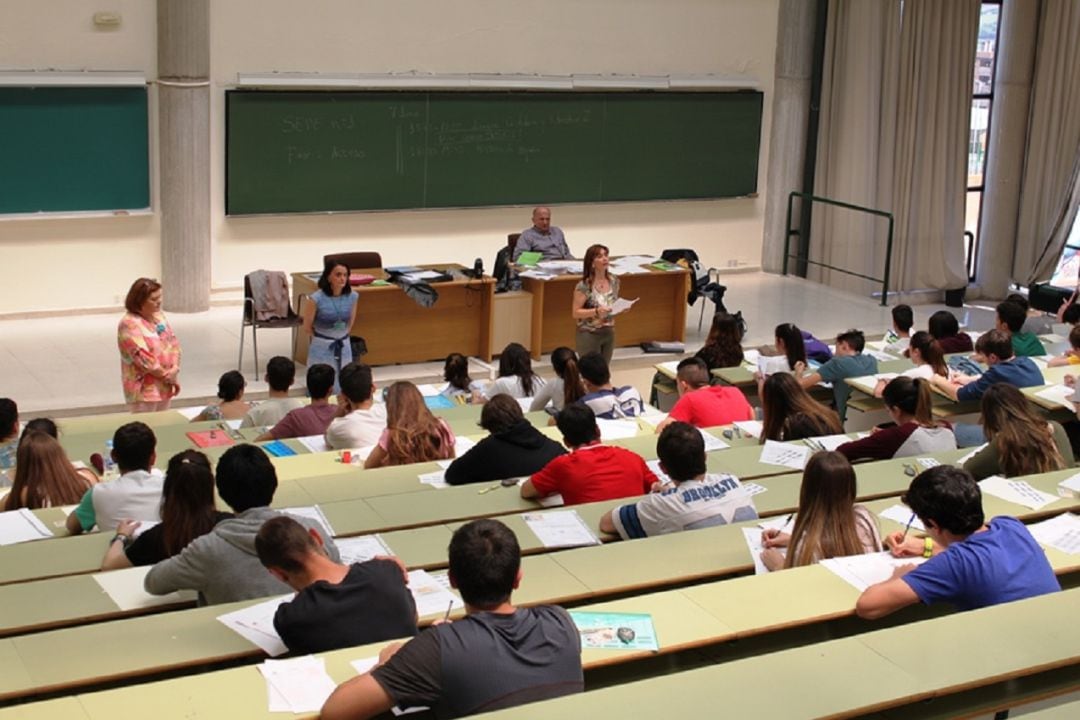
[
  {"xmin": 325, "ymin": 362, "xmax": 387, "ymax": 450},
  {"xmin": 599, "ymin": 422, "xmax": 758, "ymax": 539},
  {"xmin": 872, "ymin": 331, "xmax": 947, "ymax": 397},
  {"xmin": 882, "ymin": 304, "xmax": 914, "ymax": 354},
  {"xmin": 240, "ymin": 356, "xmax": 305, "ymax": 428},
  {"xmin": 577, "ymin": 352, "xmax": 644, "ymax": 420},
  {"xmin": 481, "ymin": 343, "xmax": 545, "ymax": 401}
]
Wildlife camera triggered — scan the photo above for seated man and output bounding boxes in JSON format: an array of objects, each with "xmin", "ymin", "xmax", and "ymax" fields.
[
  {"xmin": 601, "ymin": 422, "xmax": 758, "ymax": 539},
  {"xmin": 511, "ymin": 206, "xmax": 571, "ymax": 262},
  {"xmin": 883, "ymin": 304, "xmax": 913, "ymax": 354},
  {"xmin": 797, "ymin": 329, "xmax": 877, "ymax": 424},
  {"xmin": 997, "ymin": 300, "xmax": 1046, "ymax": 357},
  {"xmin": 929, "ymin": 329, "xmax": 1044, "ymax": 403},
  {"xmin": 255, "ymin": 516, "xmax": 417, "ymax": 654},
  {"xmin": 325, "ymin": 362, "xmax": 387, "ymax": 450},
  {"xmin": 444, "ymin": 394, "xmax": 565, "ymax": 485},
  {"xmin": 241, "ymin": 356, "xmax": 305, "ymax": 428},
  {"xmin": 521, "ymin": 404, "xmax": 656, "ymax": 505},
  {"xmin": 577, "ymin": 352, "xmax": 645, "ymax": 419},
  {"xmin": 655, "ymin": 358, "xmax": 753, "ymax": 433},
  {"xmin": 0, "ymin": 398, "xmax": 18, "ymax": 474},
  {"xmin": 67, "ymin": 422, "xmax": 162, "ymax": 535},
  {"xmin": 256, "ymin": 364, "xmax": 337, "ymax": 442},
  {"xmin": 145, "ymin": 444, "xmax": 339, "ymax": 605},
  {"xmin": 856, "ymin": 465, "xmax": 1059, "ymax": 619},
  {"xmin": 321, "ymin": 519, "xmax": 582, "ymax": 720}
]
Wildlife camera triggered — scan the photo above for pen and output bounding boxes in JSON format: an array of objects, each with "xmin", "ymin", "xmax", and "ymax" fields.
[
  {"xmin": 901, "ymin": 512, "xmax": 915, "ymax": 541},
  {"xmin": 782, "ymin": 513, "xmax": 793, "ymax": 529},
  {"xmin": 443, "ymin": 600, "xmax": 454, "ymax": 622},
  {"xmin": 477, "ymin": 483, "xmax": 501, "ymax": 494}
]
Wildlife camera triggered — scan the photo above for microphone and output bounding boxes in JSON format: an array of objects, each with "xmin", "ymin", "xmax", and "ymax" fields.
[{"xmin": 472, "ymin": 258, "xmax": 483, "ymax": 279}]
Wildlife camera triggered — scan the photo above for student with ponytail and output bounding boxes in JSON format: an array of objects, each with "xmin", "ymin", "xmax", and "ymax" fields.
[
  {"xmin": 838, "ymin": 377, "xmax": 956, "ymax": 461},
  {"xmin": 529, "ymin": 346, "xmax": 585, "ymax": 413},
  {"xmin": 872, "ymin": 331, "xmax": 947, "ymax": 397},
  {"xmin": 963, "ymin": 383, "xmax": 1073, "ymax": 480}
]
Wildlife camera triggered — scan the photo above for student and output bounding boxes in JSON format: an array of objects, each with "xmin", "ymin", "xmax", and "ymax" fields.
[
  {"xmin": 191, "ymin": 370, "xmax": 251, "ymax": 422},
  {"xmin": 3, "ymin": 432, "xmax": 97, "ymax": 511},
  {"xmin": 101, "ymin": 450, "xmax": 232, "ymax": 570},
  {"xmin": 838, "ymin": 378, "xmax": 956, "ymax": 461},
  {"xmin": 326, "ymin": 362, "xmax": 387, "ymax": 450},
  {"xmin": 797, "ymin": 329, "xmax": 877, "ymax": 423},
  {"xmin": 19, "ymin": 417, "xmax": 58, "ymax": 441},
  {"xmin": 760, "ymin": 373, "xmax": 843, "ymax": 442},
  {"xmin": 872, "ymin": 331, "xmax": 947, "ymax": 397},
  {"xmin": 321, "ymin": 518, "xmax": 582, "ymax": 720},
  {"xmin": 855, "ymin": 465, "xmax": 1060, "ymax": 618},
  {"xmin": 440, "ymin": 353, "xmax": 483, "ymax": 403},
  {"xmin": 695, "ymin": 312, "xmax": 745, "ymax": 370},
  {"xmin": 758, "ymin": 323, "xmax": 808, "ymax": 376},
  {"xmin": 521, "ymin": 404, "xmax": 657, "ymax": 506},
  {"xmin": 256, "ymin": 364, "xmax": 337, "ymax": 441},
  {"xmin": 144, "ymin": 444, "xmax": 339, "ymax": 605},
  {"xmin": 240, "ymin": 356, "xmax": 305, "ymax": 428},
  {"xmin": 1047, "ymin": 324, "xmax": 1080, "ymax": 367},
  {"xmin": 760, "ymin": 452, "xmax": 882, "ymax": 572},
  {"xmin": 365, "ymin": 382, "xmax": 455, "ymax": 468},
  {"xmin": 445, "ymin": 395, "xmax": 565, "ymax": 486},
  {"xmin": 655, "ymin": 357, "xmax": 754, "ymax": 433},
  {"xmin": 481, "ymin": 343, "xmax": 545, "ymax": 401},
  {"xmin": 927, "ymin": 310, "xmax": 973, "ymax": 354},
  {"xmin": 600, "ymin": 422, "xmax": 758, "ymax": 539},
  {"xmin": 1008, "ymin": 292, "xmax": 1055, "ymax": 336},
  {"xmin": 929, "ymin": 329, "xmax": 1044, "ymax": 403},
  {"xmin": 997, "ymin": 300, "xmax": 1046, "ymax": 357},
  {"xmin": 255, "ymin": 516, "xmax": 417, "ymax": 655},
  {"xmin": 962, "ymin": 383, "xmax": 1072, "ymax": 480},
  {"xmin": 67, "ymin": 422, "xmax": 162, "ymax": 535},
  {"xmin": 883, "ymin": 303, "xmax": 914, "ymax": 353},
  {"xmin": 577, "ymin": 352, "xmax": 645, "ymax": 419},
  {"xmin": 0, "ymin": 398, "xmax": 18, "ymax": 473},
  {"xmin": 529, "ymin": 346, "xmax": 585, "ymax": 413}
]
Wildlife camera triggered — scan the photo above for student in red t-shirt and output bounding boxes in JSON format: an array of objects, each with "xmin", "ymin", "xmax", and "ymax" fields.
[
  {"xmin": 655, "ymin": 358, "xmax": 754, "ymax": 433},
  {"xmin": 521, "ymin": 404, "xmax": 657, "ymax": 506}
]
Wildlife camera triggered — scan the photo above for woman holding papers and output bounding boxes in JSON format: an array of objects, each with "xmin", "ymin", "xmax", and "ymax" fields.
[
  {"xmin": 962, "ymin": 383, "xmax": 1071, "ymax": 480},
  {"xmin": 117, "ymin": 277, "xmax": 181, "ymax": 412},
  {"xmin": 3, "ymin": 432, "xmax": 97, "ymax": 511},
  {"xmin": 760, "ymin": 373, "xmax": 842, "ymax": 442},
  {"xmin": 572, "ymin": 244, "xmax": 621, "ymax": 364},
  {"xmin": 760, "ymin": 452, "xmax": 882, "ymax": 571},
  {"xmin": 302, "ymin": 260, "xmax": 359, "ymax": 393}
]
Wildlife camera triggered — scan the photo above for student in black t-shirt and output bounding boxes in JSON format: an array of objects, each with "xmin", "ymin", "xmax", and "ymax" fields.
[
  {"xmin": 321, "ymin": 519, "xmax": 583, "ymax": 720},
  {"xmin": 255, "ymin": 516, "xmax": 417, "ymax": 654}
]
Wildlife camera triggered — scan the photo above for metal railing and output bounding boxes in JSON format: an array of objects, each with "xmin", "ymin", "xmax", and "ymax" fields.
[{"xmin": 783, "ymin": 191, "xmax": 895, "ymax": 307}]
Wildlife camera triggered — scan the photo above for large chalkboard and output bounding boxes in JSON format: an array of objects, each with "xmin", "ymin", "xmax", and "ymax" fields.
[
  {"xmin": 226, "ymin": 90, "xmax": 762, "ymax": 215},
  {"xmin": 0, "ymin": 86, "xmax": 150, "ymax": 214}
]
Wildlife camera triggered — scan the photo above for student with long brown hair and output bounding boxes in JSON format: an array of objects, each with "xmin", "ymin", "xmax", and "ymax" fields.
[
  {"xmin": 365, "ymin": 382, "xmax": 456, "ymax": 468},
  {"xmin": 760, "ymin": 451, "xmax": 882, "ymax": 571},
  {"xmin": 839, "ymin": 377, "xmax": 956, "ymax": 461},
  {"xmin": 760, "ymin": 373, "xmax": 842, "ymax": 442},
  {"xmin": 872, "ymin": 331, "xmax": 947, "ymax": 398},
  {"xmin": 695, "ymin": 312, "xmax": 745, "ymax": 370},
  {"xmin": 963, "ymin": 383, "xmax": 1073, "ymax": 480},
  {"xmin": 572, "ymin": 244, "xmax": 620, "ymax": 364},
  {"xmin": 529, "ymin": 346, "xmax": 585, "ymax": 413},
  {"xmin": 100, "ymin": 450, "xmax": 232, "ymax": 569},
  {"xmin": 3, "ymin": 432, "xmax": 97, "ymax": 511}
]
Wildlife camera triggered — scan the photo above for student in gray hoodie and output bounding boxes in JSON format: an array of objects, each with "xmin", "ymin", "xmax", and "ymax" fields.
[{"xmin": 144, "ymin": 443, "xmax": 339, "ymax": 605}]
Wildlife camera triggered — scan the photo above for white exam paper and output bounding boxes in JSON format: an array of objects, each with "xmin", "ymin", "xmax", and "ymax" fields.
[
  {"xmin": 698, "ymin": 428, "xmax": 729, "ymax": 452},
  {"xmin": 418, "ymin": 470, "xmax": 449, "ymax": 489},
  {"xmin": 523, "ymin": 510, "xmax": 601, "ymax": 549},
  {"xmin": 259, "ymin": 656, "xmax": 338, "ymax": 713},
  {"xmin": 646, "ymin": 459, "xmax": 672, "ymax": 485},
  {"xmin": 805, "ymin": 434, "xmax": 852, "ymax": 452},
  {"xmin": 454, "ymin": 436, "xmax": 477, "ymax": 456},
  {"xmin": 733, "ymin": 420, "xmax": 764, "ymax": 438},
  {"xmin": 758, "ymin": 440, "xmax": 809, "ymax": 470},
  {"xmin": 217, "ymin": 595, "xmax": 292, "ymax": 656},
  {"xmin": 741, "ymin": 527, "xmax": 772, "ymax": 575},
  {"xmin": 596, "ymin": 418, "xmax": 640, "ymax": 441},
  {"xmin": 0, "ymin": 508, "xmax": 54, "ymax": 545},
  {"xmin": 978, "ymin": 476, "xmax": 1060, "ymax": 510},
  {"xmin": 878, "ymin": 504, "xmax": 926, "ymax": 532},
  {"xmin": 283, "ymin": 505, "xmax": 335, "ymax": 535},
  {"xmin": 93, "ymin": 566, "xmax": 195, "ymax": 611},
  {"xmin": 408, "ymin": 569, "xmax": 464, "ymax": 618},
  {"xmin": 337, "ymin": 534, "xmax": 393, "ymax": 565},
  {"xmin": 820, "ymin": 552, "xmax": 927, "ymax": 592},
  {"xmin": 415, "ymin": 384, "xmax": 441, "ymax": 397},
  {"xmin": 1026, "ymin": 513, "xmax": 1080, "ymax": 555},
  {"xmin": 296, "ymin": 434, "xmax": 330, "ymax": 454},
  {"xmin": 742, "ymin": 482, "xmax": 768, "ymax": 497},
  {"xmin": 1034, "ymin": 384, "xmax": 1075, "ymax": 409}
]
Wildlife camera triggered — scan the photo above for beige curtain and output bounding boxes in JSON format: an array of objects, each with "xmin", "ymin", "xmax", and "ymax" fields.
[{"xmin": 1013, "ymin": 0, "xmax": 1080, "ymax": 284}]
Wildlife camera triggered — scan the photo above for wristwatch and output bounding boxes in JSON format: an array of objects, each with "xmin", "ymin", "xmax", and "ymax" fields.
[{"xmin": 112, "ymin": 533, "xmax": 132, "ymax": 548}]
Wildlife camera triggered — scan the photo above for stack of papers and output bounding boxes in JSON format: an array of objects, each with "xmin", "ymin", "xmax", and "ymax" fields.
[
  {"xmin": 821, "ymin": 552, "xmax": 927, "ymax": 591},
  {"xmin": 597, "ymin": 418, "xmax": 640, "ymax": 441},
  {"xmin": 758, "ymin": 440, "xmax": 809, "ymax": 470},
  {"xmin": 1059, "ymin": 473, "xmax": 1080, "ymax": 499},
  {"xmin": 93, "ymin": 566, "xmax": 195, "ymax": 611},
  {"xmin": 698, "ymin": 428, "xmax": 729, "ymax": 452},
  {"xmin": 536, "ymin": 260, "xmax": 580, "ymax": 273},
  {"xmin": 518, "ymin": 269, "xmax": 556, "ymax": 280},
  {"xmin": 259, "ymin": 656, "xmax": 338, "ymax": 713},
  {"xmin": 217, "ymin": 596, "xmax": 292, "ymax": 656},
  {"xmin": 522, "ymin": 510, "xmax": 601, "ymax": 548},
  {"xmin": 408, "ymin": 569, "xmax": 464, "ymax": 618},
  {"xmin": 337, "ymin": 534, "xmax": 394, "ymax": 565},
  {"xmin": 1026, "ymin": 513, "xmax": 1080, "ymax": 554},
  {"xmin": 418, "ymin": 470, "xmax": 449, "ymax": 489},
  {"xmin": 402, "ymin": 270, "xmax": 445, "ymax": 283},
  {"xmin": 283, "ymin": 505, "xmax": 335, "ymax": 536},
  {"xmin": 978, "ymin": 476, "xmax": 1059, "ymax": 510},
  {"xmin": 733, "ymin": 420, "xmax": 764, "ymax": 438},
  {"xmin": 296, "ymin": 434, "xmax": 330, "ymax": 454},
  {"xmin": 878, "ymin": 504, "xmax": 925, "ymax": 531},
  {"xmin": 1034, "ymin": 385, "xmax": 1076, "ymax": 409},
  {"xmin": 0, "ymin": 508, "xmax": 54, "ymax": 545}
]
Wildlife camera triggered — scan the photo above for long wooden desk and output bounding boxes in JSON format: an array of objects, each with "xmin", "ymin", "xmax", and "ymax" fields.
[{"xmin": 291, "ymin": 265, "xmax": 495, "ymax": 366}]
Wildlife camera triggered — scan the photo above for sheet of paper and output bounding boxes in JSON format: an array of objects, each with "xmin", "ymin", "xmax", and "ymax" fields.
[
  {"xmin": 741, "ymin": 527, "xmax": 772, "ymax": 575},
  {"xmin": 175, "ymin": 406, "xmax": 203, "ymax": 420},
  {"xmin": 742, "ymin": 349, "xmax": 760, "ymax": 364},
  {"xmin": 259, "ymin": 656, "xmax": 338, "ymax": 713},
  {"xmin": 878, "ymin": 504, "xmax": 926, "ymax": 532},
  {"xmin": 609, "ymin": 297, "xmax": 639, "ymax": 316},
  {"xmin": 515, "ymin": 397, "xmax": 535, "ymax": 414},
  {"xmin": 224, "ymin": 419, "xmax": 242, "ymax": 430},
  {"xmin": 418, "ymin": 470, "xmax": 449, "ymax": 489},
  {"xmin": 570, "ymin": 611, "xmax": 659, "ymax": 651},
  {"xmin": 820, "ymin": 552, "xmax": 927, "ymax": 592},
  {"xmin": 742, "ymin": 482, "xmax": 768, "ymax": 497},
  {"xmin": 523, "ymin": 510, "xmax": 601, "ymax": 549},
  {"xmin": 1026, "ymin": 513, "xmax": 1080, "ymax": 555},
  {"xmin": 296, "ymin": 434, "xmax": 330, "ymax": 454},
  {"xmin": 1059, "ymin": 472, "xmax": 1080, "ymax": 498},
  {"xmin": 956, "ymin": 443, "xmax": 988, "ymax": 465},
  {"xmin": 733, "ymin": 420, "xmax": 763, "ymax": 438},
  {"xmin": 698, "ymin": 428, "xmax": 729, "ymax": 452},
  {"xmin": 1034, "ymin": 384, "xmax": 1075, "ymax": 409},
  {"xmin": 454, "ymin": 436, "xmax": 477, "ymax": 456},
  {"xmin": 656, "ymin": 360, "xmax": 681, "ymax": 375},
  {"xmin": 645, "ymin": 459, "xmax": 672, "ymax": 485},
  {"xmin": 518, "ymin": 270, "xmax": 556, "ymax": 280},
  {"xmin": 336, "ymin": 534, "xmax": 393, "ymax": 565},
  {"xmin": 803, "ymin": 434, "xmax": 852, "ymax": 453},
  {"xmin": 759, "ymin": 514, "xmax": 795, "ymax": 532},
  {"xmin": 915, "ymin": 457, "xmax": 940, "ymax": 469},
  {"xmin": 638, "ymin": 410, "xmax": 668, "ymax": 430},
  {"xmin": 537, "ymin": 493, "xmax": 565, "ymax": 508},
  {"xmin": 758, "ymin": 440, "xmax": 809, "ymax": 470},
  {"xmin": 93, "ymin": 566, "xmax": 196, "ymax": 611},
  {"xmin": 217, "ymin": 595, "xmax": 292, "ymax": 657},
  {"xmin": 403, "ymin": 270, "xmax": 444, "ymax": 281},
  {"xmin": 0, "ymin": 508, "xmax": 54, "ymax": 545},
  {"xmin": 283, "ymin": 505, "xmax": 335, "ymax": 536},
  {"xmin": 414, "ymin": 383, "xmax": 441, "ymax": 397},
  {"xmin": 408, "ymin": 569, "xmax": 464, "ymax": 618},
  {"xmin": 978, "ymin": 476, "xmax": 1060, "ymax": 510},
  {"xmin": 596, "ymin": 418, "xmax": 640, "ymax": 441},
  {"xmin": 757, "ymin": 355, "xmax": 790, "ymax": 377}
]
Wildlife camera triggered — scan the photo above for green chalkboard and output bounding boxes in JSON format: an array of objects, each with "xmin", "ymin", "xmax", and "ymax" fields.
[
  {"xmin": 226, "ymin": 90, "xmax": 762, "ymax": 215},
  {"xmin": 0, "ymin": 86, "xmax": 150, "ymax": 214}
]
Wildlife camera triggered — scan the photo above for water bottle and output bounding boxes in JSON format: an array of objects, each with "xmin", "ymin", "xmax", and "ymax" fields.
[{"xmin": 103, "ymin": 440, "xmax": 117, "ymax": 478}]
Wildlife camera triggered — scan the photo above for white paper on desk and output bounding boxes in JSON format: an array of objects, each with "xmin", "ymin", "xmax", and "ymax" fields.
[
  {"xmin": 656, "ymin": 360, "xmax": 681, "ymax": 375},
  {"xmin": 597, "ymin": 418, "xmax": 640, "ymax": 440},
  {"xmin": 878, "ymin": 504, "xmax": 926, "ymax": 532},
  {"xmin": 1034, "ymin": 384, "xmax": 1075, "ymax": 409},
  {"xmin": 296, "ymin": 434, "xmax": 330, "ymax": 454},
  {"xmin": 175, "ymin": 405, "xmax": 203, "ymax": 420},
  {"xmin": 699, "ymin": 428, "xmax": 729, "ymax": 452},
  {"xmin": 1027, "ymin": 513, "xmax": 1080, "ymax": 555},
  {"xmin": 415, "ymin": 383, "xmax": 441, "ymax": 397},
  {"xmin": 609, "ymin": 297, "xmax": 638, "ymax": 316},
  {"xmin": 742, "ymin": 349, "xmax": 760, "ymax": 364},
  {"xmin": 742, "ymin": 482, "xmax": 768, "ymax": 497},
  {"xmin": 0, "ymin": 508, "xmax": 54, "ymax": 545},
  {"xmin": 756, "ymin": 355, "xmax": 791, "ymax": 377},
  {"xmin": 978, "ymin": 476, "xmax": 1059, "ymax": 510},
  {"xmin": 259, "ymin": 655, "xmax": 338, "ymax": 713},
  {"xmin": 733, "ymin": 420, "xmax": 763, "ymax": 438},
  {"xmin": 915, "ymin": 457, "xmax": 940, "ymax": 469},
  {"xmin": 638, "ymin": 410, "xmax": 668, "ymax": 430},
  {"xmin": 92, "ymin": 565, "xmax": 194, "ymax": 611},
  {"xmin": 537, "ymin": 493, "xmax": 565, "ymax": 508},
  {"xmin": 224, "ymin": 418, "xmax": 243, "ymax": 430},
  {"xmin": 523, "ymin": 510, "xmax": 601, "ymax": 549},
  {"xmin": 518, "ymin": 270, "xmax": 556, "ymax": 280},
  {"xmin": 646, "ymin": 459, "xmax": 672, "ymax": 485},
  {"xmin": 806, "ymin": 434, "xmax": 852, "ymax": 453},
  {"xmin": 418, "ymin": 470, "xmax": 449, "ymax": 489},
  {"xmin": 759, "ymin": 514, "xmax": 795, "ymax": 533},
  {"xmin": 1059, "ymin": 472, "xmax": 1080, "ymax": 498},
  {"xmin": 740, "ymin": 527, "xmax": 775, "ymax": 575},
  {"xmin": 454, "ymin": 436, "xmax": 477, "ymax": 456},
  {"xmin": 758, "ymin": 440, "xmax": 809, "ymax": 470},
  {"xmin": 217, "ymin": 595, "xmax": 292, "ymax": 657},
  {"xmin": 408, "ymin": 569, "xmax": 464, "ymax": 618},
  {"xmin": 403, "ymin": 270, "xmax": 444, "ymax": 282},
  {"xmin": 283, "ymin": 505, "xmax": 335, "ymax": 536},
  {"xmin": 337, "ymin": 534, "xmax": 394, "ymax": 565},
  {"xmin": 515, "ymin": 397, "xmax": 535, "ymax": 414},
  {"xmin": 821, "ymin": 552, "xmax": 927, "ymax": 592},
  {"xmin": 957, "ymin": 443, "xmax": 988, "ymax": 465}
]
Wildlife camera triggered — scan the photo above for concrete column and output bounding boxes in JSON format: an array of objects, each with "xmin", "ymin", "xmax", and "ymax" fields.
[
  {"xmin": 761, "ymin": 0, "xmax": 818, "ymax": 273},
  {"xmin": 975, "ymin": 0, "xmax": 1038, "ymax": 297},
  {"xmin": 158, "ymin": 0, "xmax": 211, "ymax": 312}
]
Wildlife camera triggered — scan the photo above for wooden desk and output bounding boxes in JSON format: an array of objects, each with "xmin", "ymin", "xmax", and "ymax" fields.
[
  {"xmin": 519, "ymin": 266, "xmax": 690, "ymax": 359},
  {"xmin": 291, "ymin": 266, "xmax": 495, "ymax": 366}
]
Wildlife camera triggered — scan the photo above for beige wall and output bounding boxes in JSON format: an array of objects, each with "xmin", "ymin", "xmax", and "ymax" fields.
[{"xmin": 1, "ymin": 0, "xmax": 779, "ymax": 314}]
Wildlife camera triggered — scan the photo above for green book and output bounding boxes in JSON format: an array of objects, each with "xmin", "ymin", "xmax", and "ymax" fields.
[
  {"xmin": 370, "ymin": 279, "xmax": 391, "ymax": 286},
  {"xmin": 517, "ymin": 251, "xmax": 543, "ymax": 267}
]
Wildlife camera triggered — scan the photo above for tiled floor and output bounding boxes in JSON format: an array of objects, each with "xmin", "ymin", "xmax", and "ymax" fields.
[{"xmin": 0, "ymin": 271, "xmax": 1001, "ymax": 417}]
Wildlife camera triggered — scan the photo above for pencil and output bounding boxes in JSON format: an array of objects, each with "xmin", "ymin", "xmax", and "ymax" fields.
[
  {"xmin": 443, "ymin": 600, "xmax": 454, "ymax": 622},
  {"xmin": 901, "ymin": 512, "xmax": 915, "ymax": 541}
]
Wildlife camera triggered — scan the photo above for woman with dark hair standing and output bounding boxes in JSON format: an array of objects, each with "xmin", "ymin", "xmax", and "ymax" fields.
[
  {"xmin": 571, "ymin": 244, "xmax": 621, "ymax": 364},
  {"xmin": 117, "ymin": 277, "xmax": 181, "ymax": 412},
  {"xmin": 481, "ymin": 342, "xmax": 545, "ymax": 401},
  {"xmin": 529, "ymin": 346, "xmax": 585, "ymax": 413},
  {"xmin": 192, "ymin": 370, "xmax": 251, "ymax": 422},
  {"xmin": 302, "ymin": 259, "xmax": 359, "ymax": 393},
  {"xmin": 695, "ymin": 312, "xmax": 745, "ymax": 370},
  {"xmin": 365, "ymin": 382, "xmax": 456, "ymax": 468},
  {"xmin": 100, "ymin": 450, "xmax": 231, "ymax": 569},
  {"xmin": 760, "ymin": 372, "xmax": 842, "ymax": 441}
]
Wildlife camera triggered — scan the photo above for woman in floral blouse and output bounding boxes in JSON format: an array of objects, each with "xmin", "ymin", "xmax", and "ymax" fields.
[{"xmin": 117, "ymin": 278, "xmax": 181, "ymax": 412}]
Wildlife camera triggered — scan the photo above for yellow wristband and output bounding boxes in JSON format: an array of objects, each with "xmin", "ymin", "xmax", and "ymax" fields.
[{"xmin": 922, "ymin": 537, "xmax": 934, "ymax": 558}]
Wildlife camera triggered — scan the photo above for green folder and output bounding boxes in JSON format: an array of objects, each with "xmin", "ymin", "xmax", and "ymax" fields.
[{"xmin": 517, "ymin": 251, "xmax": 543, "ymax": 267}]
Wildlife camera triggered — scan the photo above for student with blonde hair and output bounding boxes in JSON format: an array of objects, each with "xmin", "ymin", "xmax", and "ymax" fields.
[
  {"xmin": 963, "ymin": 383, "xmax": 1072, "ymax": 480},
  {"xmin": 760, "ymin": 373, "xmax": 842, "ymax": 442},
  {"xmin": 3, "ymin": 432, "xmax": 97, "ymax": 511},
  {"xmin": 839, "ymin": 377, "xmax": 955, "ymax": 461},
  {"xmin": 365, "ymin": 382, "xmax": 456, "ymax": 468}
]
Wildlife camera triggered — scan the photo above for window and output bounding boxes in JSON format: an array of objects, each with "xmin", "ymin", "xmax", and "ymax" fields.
[
  {"xmin": 1049, "ymin": 212, "xmax": 1080, "ymax": 288},
  {"xmin": 966, "ymin": 2, "xmax": 1001, "ymax": 281}
]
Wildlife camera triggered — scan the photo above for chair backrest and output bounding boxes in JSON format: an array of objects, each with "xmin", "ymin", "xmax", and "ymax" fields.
[
  {"xmin": 323, "ymin": 252, "xmax": 382, "ymax": 271},
  {"xmin": 244, "ymin": 270, "xmax": 293, "ymax": 323},
  {"xmin": 507, "ymin": 233, "xmax": 521, "ymax": 250}
]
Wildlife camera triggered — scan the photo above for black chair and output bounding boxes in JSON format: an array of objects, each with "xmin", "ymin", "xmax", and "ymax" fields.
[{"xmin": 238, "ymin": 273, "xmax": 304, "ymax": 378}]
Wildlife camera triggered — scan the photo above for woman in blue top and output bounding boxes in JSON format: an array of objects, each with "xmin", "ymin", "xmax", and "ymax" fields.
[{"xmin": 302, "ymin": 260, "xmax": 359, "ymax": 393}]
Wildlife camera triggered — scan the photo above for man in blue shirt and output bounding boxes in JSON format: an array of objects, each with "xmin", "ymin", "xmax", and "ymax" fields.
[
  {"xmin": 855, "ymin": 465, "xmax": 1059, "ymax": 619},
  {"xmin": 797, "ymin": 329, "xmax": 877, "ymax": 423},
  {"xmin": 930, "ymin": 329, "xmax": 1044, "ymax": 403},
  {"xmin": 511, "ymin": 207, "xmax": 572, "ymax": 262}
]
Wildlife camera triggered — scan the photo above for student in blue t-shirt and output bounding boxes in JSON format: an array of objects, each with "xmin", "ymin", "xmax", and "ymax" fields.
[
  {"xmin": 929, "ymin": 329, "xmax": 1044, "ymax": 404},
  {"xmin": 855, "ymin": 465, "xmax": 1059, "ymax": 619},
  {"xmin": 796, "ymin": 329, "xmax": 877, "ymax": 424}
]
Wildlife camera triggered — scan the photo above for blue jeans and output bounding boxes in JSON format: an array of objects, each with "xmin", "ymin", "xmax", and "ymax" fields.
[{"xmin": 952, "ymin": 422, "xmax": 986, "ymax": 448}]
